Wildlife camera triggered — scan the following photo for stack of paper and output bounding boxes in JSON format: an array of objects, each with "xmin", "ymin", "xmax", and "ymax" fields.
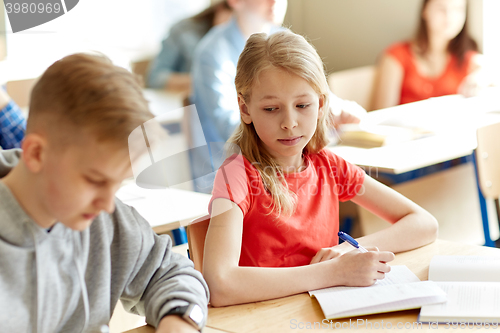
[{"xmin": 419, "ymin": 256, "xmax": 500, "ymax": 323}]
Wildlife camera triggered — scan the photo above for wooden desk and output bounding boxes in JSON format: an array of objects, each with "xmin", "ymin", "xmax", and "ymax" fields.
[
  {"xmin": 206, "ymin": 240, "xmax": 500, "ymax": 333},
  {"xmin": 124, "ymin": 325, "xmax": 229, "ymax": 333},
  {"xmin": 116, "ymin": 183, "xmax": 211, "ymax": 234}
]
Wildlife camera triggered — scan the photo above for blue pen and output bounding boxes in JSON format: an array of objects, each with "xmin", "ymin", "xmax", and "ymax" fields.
[{"xmin": 338, "ymin": 231, "xmax": 368, "ymax": 253}]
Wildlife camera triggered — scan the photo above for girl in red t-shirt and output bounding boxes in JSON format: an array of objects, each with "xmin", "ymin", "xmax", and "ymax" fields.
[
  {"xmin": 205, "ymin": 30, "xmax": 438, "ymax": 307},
  {"xmin": 371, "ymin": 0, "xmax": 486, "ymax": 110}
]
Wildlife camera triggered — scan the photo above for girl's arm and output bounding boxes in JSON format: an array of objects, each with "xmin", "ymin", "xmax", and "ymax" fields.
[
  {"xmin": 350, "ymin": 175, "xmax": 438, "ymax": 253},
  {"xmin": 203, "ymin": 198, "xmax": 395, "ymax": 307},
  {"xmin": 370, "ymin": 54, "xmax": 404, "ymax": 111}
]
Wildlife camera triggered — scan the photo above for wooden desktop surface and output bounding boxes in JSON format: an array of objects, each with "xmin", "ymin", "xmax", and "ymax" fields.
[
  {"xmin": 124, "ymin": 325, "xmax": 229, "ymax": 333},
  {"xmin": 206, "ymin": 240, "xmax": 500, "ymax": 333}
]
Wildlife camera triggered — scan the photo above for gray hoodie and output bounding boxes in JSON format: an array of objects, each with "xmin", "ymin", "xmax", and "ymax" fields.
[{"xmin": 0, "ymin": 149, "xmax": 209, "ymax": 332}]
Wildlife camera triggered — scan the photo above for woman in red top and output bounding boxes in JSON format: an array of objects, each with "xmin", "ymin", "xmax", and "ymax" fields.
[
  {"xmin": 204, "ymin": 30, "xmax": 438, "ymax": 307},
  {"xmin": 371, "ymin": 0, "xmax": 483, "ymax": 110}
]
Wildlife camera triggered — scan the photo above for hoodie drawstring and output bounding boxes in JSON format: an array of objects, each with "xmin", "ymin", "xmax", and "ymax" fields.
[
  {"xmin": 73, "ymin": 232, "xmax": 90, "ymax": 333},
  {"xmin": 28, "ymin": 224, "xmax": 41, "ymax": 333}
]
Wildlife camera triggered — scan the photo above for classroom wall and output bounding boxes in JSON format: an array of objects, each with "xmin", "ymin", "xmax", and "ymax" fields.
[{"xmin": 284, "ymin": 0, "xmax": 483, "ymax": 74}]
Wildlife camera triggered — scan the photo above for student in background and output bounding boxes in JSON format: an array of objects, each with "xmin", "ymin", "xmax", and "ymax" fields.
[
  {"xmin": 189, "ymin": 0, "xmax": 365, "ymax": 193},
  {"xmin": 0, "ymin": 88, "xmax": 26, "ymax": 149},
  {"xmin": 0, "ymin": 54, "xmax": 208, "ymax": 332},
  {"xmin": 203, "ymin": 31, "xmax": 438, "ymax": 307},
  {"xmin": 371, "ymin": 0, "xmax": 488, "ymax": 110},
  {"xmin": 147, "ymin": 0, "xmax": 232, "ymax": 93}
]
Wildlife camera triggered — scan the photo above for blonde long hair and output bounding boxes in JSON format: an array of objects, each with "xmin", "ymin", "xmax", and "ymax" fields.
[{"xmin": 229, "ymin": 30, "xmax": 333, "ymax": 217}]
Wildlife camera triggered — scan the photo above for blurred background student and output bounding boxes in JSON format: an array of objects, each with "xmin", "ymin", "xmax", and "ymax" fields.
[
  {"xmin": 0, "ymin": 88, "xmax": 25, "ymax": 150},
  {"xmin": 147, "ymin": 0, "xmax": 232, "ymax": 94},
  {"xmin": 371, "ymin": 0, "xmax": 491, "ymax": 110}
]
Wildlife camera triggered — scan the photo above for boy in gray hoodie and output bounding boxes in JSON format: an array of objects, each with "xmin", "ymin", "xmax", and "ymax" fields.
[{"xmin": 0, "ymin": 54, "xmax": 208, "ymax": 332}]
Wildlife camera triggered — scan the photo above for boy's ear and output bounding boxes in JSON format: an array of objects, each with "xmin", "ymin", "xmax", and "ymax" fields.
[
  {"xmin": 21, "ymin": 133, "xmax": 48, "ymax": 173},
  {"xmin": 238, "ymin": 94, "xmax": 252, "ymax": 124}
]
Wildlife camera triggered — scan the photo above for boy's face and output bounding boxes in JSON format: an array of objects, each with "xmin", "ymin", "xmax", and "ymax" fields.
[{"xmin": 39, "ymin": 136, "xmax": 132, "ymax": 231}]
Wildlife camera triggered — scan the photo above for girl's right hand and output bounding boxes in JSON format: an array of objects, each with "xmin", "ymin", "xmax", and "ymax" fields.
[{"xmin": 331, "ymin": 248, "xmax": 395, "ymax": 287}]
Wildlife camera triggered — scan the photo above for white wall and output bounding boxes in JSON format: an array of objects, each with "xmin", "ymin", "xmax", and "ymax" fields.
[
  {"xmin": 285, "ymin": 0, "xmax": 483, "ymax": 73},
  {"xmin": 0, "ymin": 0, "xmax": 209, "ymax": 82}
]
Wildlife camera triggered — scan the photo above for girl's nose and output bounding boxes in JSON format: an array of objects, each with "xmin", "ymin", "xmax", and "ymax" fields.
[{"xmin": 281, "ymin": 107, "xmax": 298, "ymax": 130}]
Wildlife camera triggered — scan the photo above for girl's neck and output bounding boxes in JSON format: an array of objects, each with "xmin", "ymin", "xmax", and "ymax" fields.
[
  {"xmin": 279, "ymin": 155, "xmax": 306, "ymax": 174},
  {"xmin": 426, "ymin": 34, "xmax": 449, "ymax": 57}
]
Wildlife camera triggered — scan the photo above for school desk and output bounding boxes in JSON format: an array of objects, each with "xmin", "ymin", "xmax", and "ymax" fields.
[
  {"xmin": 203, "ymin": 239, "xmax": 499, "ymax": 333},
  {"xmin": 124, "ymin": 325, "xmax": 228, "ymax": 333},
  {"xmin": 330, "ymin": 94, "xmax": 500, "ymax": 174},
  {"xmin": 116, "ymin": 182, "xmax": 211, "ymax": 235},
  {"xmin": 330, "ymin": 93, "xmax": 500, "ymax": 246}
]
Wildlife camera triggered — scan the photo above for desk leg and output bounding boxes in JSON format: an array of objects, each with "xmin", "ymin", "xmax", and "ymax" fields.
[{"xmin": 472, "ymin": 151, "xmax": 495, "ymax": 247}]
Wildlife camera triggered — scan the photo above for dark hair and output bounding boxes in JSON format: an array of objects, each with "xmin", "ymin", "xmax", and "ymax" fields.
[
  {"xmin": 191, "ymin": 1, "xmax": 230, "ymax": 31},
  {"xmin": 415, "ymin": 0, "xmax": 478, "ymax": 66}
]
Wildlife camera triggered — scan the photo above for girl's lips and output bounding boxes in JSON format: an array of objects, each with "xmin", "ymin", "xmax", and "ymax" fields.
[{"xmin": 278, "ymin": 136, "xmax": 302, "ymax": 146}]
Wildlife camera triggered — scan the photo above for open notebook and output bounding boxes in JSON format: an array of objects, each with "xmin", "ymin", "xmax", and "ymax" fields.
[
  {"xmin": 309, "ymin": 266, "xmax": 446, "ymax": 320},
  {"xmin": 419, "ymin": 256, "xmax": 500, "ymax": 323}
]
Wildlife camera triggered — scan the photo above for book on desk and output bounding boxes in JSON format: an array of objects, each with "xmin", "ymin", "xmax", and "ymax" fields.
[
  {"xmin": 418, "ymin": 255, "xmax": 500, "ymax": 323},
  {"xmin": 309, "ymin": 266, "xmax": 446, "ymax": 320},
  {"xmin": 337, "ymin": 124, "xmax": 433, "ymax": 148}
]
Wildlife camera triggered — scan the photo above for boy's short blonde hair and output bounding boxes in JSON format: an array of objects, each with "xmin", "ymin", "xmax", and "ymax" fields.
[{"xmin": 27, "ymin": 53, "xmax": 153, "ymax": 148}]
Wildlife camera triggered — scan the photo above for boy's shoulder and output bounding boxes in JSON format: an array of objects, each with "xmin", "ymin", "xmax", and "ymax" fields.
[{"xmin": 90, "ymin": 197, "xmax": 155, "ymax": 244}]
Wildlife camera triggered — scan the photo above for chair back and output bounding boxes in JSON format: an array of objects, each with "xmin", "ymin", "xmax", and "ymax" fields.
[
  {"xmin": 476, "ymin": 121, "xmax": 500, "ymax": 199},
  {"xmin": 186, "ymin": 214, "xmax": 210, "ymax": 272},
  {"xmin": 328, "ymin": 65, "xmax": 375, "ymax": 111}
]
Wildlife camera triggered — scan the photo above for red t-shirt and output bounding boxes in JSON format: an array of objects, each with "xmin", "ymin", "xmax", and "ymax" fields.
[
  {"xmin": 208, "ymin": 149, "xmax": 365, "ymax": 268},
  {"xmin": 386, "ymin": 42, "xmax": 476, "ymax": 105}
]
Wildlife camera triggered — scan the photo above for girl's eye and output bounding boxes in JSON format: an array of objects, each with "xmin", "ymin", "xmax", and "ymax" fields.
[
  {"xmin": 297, "ymin": 104, "xmax": 310, "ymax": 109},
  {"xmin": 263, "ymin": 107, "xmax": 277, "ymax": 112}
]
